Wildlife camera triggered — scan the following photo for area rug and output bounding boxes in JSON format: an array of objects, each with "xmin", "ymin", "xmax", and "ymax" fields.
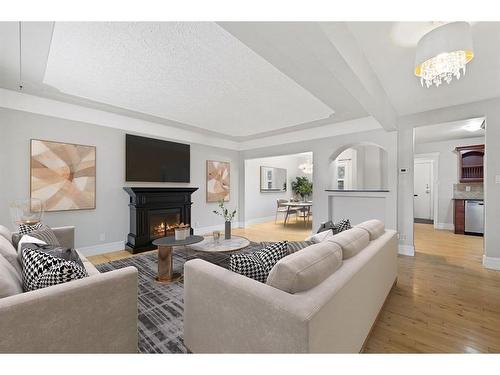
[{"xmin": 95, "ymin": 241, "xmax": 311, "ymax": 353}]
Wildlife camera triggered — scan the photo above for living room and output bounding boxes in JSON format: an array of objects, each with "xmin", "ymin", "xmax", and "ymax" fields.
[{"xmin": 1, "ymin": 1, "xmax": 500, "ymax": 374}]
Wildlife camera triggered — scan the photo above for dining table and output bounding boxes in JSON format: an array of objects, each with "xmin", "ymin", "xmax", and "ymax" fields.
[{"xmin": 283, "ymin": 201, "xmax": 313, "ymax": 225}]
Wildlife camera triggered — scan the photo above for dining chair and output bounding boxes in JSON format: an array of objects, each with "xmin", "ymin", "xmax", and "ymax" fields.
[
  {"xmin": 276, "ymin": 199, "xmax": 298, "ymax": 224},
  {"xmin": 297, "ymin": 205, "xmax": 312, "ymax": 224}
]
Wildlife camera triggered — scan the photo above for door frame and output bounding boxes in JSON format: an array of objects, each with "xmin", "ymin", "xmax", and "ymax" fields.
[{"xmin": 414, "ymin": 152, "xmax": 439, "ymax": 228}]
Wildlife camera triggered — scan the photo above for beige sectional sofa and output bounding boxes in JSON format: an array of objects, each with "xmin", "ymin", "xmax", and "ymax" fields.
[
  {"xmin": 184, "ymin": 220, "xmax": 398, "ymax": 353},
  {"xmin": 0, "ymin": 226, "xmax": 138, "ymax": 353}
]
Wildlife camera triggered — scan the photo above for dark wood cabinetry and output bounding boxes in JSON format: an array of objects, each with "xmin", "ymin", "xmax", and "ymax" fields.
[
  {"xmin": 454, "ymin": 199, "xmax": 465, "ymax": 234},
  {"xmin": 456, "ymin": 144, "xmax": 485, "ymax": 183}
]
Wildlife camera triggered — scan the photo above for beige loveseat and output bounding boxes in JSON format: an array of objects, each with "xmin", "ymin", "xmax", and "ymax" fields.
[
  {"xmin": 0, "ymin": 226, "xmax": 138, "ymax": 353},
  {"xmin": 184, "ymin": 220, "xmax": 397, "ymax": 353}
]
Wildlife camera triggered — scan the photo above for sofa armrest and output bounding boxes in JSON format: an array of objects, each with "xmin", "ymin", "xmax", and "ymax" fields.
[
  {"xmin": 0, "ymin": 267, "xmax": 138, "ymax": 353},
  {"xmin": 52, "ymin": 226, "xmax": 75, "ymax": 249},
  {"xmin": 183, "ymin": 259, "xmax": 309, "ymax": 353}
]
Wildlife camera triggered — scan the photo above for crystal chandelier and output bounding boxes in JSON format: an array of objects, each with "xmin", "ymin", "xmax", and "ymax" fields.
[{"xmin": 415, "ymin": 22, "xmax": 474, "ymax": 88}]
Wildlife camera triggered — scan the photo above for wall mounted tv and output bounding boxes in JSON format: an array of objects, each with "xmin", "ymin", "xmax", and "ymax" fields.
[{"xmin": 126, "ymin": 134, "xmax": 190, "ymax": 182}]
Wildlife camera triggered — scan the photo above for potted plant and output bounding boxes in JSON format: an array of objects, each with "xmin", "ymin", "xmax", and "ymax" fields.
[
  {"xmin": 212, "ymin": 201, "xmax": 237, "ymax": 239},
  {"xmin": 291, "ymin": 176, "xmax": 313, "ymax": 202}
]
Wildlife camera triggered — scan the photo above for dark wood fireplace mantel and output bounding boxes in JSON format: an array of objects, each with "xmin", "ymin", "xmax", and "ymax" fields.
[{"xmin": 123, "ymin": 187, "xmax": 198, "ymax": 253}]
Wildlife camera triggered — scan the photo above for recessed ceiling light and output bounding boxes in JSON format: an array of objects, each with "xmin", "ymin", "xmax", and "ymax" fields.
[{"xmin": 463, "ymin": 120, "xmax": 484, "ymax": 132}]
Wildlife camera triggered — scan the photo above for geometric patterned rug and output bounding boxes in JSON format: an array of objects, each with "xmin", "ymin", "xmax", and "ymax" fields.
[
  {"xmin": 95, "ymin": 245, "xmax": 254, "ymax": 353},
  {"xmin": 95, "ymin": 241, "xmax": 312, "ymax": 353}
]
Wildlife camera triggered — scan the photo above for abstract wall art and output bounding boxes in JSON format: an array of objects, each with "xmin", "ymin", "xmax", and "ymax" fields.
[
  {"xmin": 30, "ymin": 139, "xmax": 96, "ymax": 211},
  {"xmin": 206, "ymin": 160, "xmax": 230, "ymax": 202}
]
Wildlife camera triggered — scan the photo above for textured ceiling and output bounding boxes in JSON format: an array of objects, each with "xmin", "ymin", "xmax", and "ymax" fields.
[{"xmin": 43, "ymin": 22, "xmax": 334, "ymax": 137}]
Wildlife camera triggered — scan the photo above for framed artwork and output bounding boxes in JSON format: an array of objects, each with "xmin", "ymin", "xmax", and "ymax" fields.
[
  {"xmin": 206, "ymin": 160, "xmax": 230, "ymax": 202},
  {"xmin": 30, "ymin": 139, "xmax": 96, "ymax": 212}
]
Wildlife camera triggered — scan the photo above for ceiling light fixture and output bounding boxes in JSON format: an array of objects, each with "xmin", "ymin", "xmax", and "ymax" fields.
[
  {"xmin": 298, "ymin": 161, "xmax": 313, "ymax": 174},
  {"xmin": 463, "ymin": 119, "xmax": 485, "ymax": 132},
  {"xmin": 415, "ymin": 22, "xmax": 474, "ymax": 88}
]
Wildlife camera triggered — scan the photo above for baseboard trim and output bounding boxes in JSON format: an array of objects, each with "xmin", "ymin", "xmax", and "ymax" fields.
[
  {"xmin": 483, "ymin": 255, "xmax": 500, "ymax": 270},
  {"xmin": 398, "ymin": 244, "xmax": 415, "ymax": 256},
  {"xmin": 435, "ymin": 222, "xmax": 454, "ymax": 231},
  {"xmin": 193, "ymin": 222, "xmax": 242, "ymax": 236},
  {"xmin": 78, "ymin": 241, "xmax": 126, "ymax": 256}
]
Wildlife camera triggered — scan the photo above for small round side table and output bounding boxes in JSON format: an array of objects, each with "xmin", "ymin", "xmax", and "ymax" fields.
[{"xmin": 152, "ymin": 235, "xmax": 204, "ymax": 283}]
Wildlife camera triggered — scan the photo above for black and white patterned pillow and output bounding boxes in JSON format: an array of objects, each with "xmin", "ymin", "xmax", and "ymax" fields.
[
  {"xmin": 18, "ymin": 222, "xmax": 43, "ymax": 235},
  {"xmin": 229, "ymin": 241, "xmax": 288, "ymax": 282},
  {"xmin": 260, "ymin": 241, "xmax": 312, "ymax": 254},
  {"xmin": 334, "ymin": 218, "xmax": 351, "ymax": 234},
  {"xmin": 21, "ymin": 243, "xmax": 88, "ymax": 291},
  {"xmin": 229, "ymin": 252, "xmax": 269, "ymax": 282},
  {"xmin": 257, "ymin": 241, "xmax": 288, "ymax": 270}
]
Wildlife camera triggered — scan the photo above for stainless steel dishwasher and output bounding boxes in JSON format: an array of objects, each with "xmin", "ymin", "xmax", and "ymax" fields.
[{"xmin": 465, "ymin": 200, "xmax": 484, "ymax": 235}]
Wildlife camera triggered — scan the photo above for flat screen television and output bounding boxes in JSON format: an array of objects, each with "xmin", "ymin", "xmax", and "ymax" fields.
[{"xmin": 126, "ymin": 134, "xmax": 190, "ymax": 182}]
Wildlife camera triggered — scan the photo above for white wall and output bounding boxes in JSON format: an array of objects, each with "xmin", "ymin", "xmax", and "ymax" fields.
[
  {"xmin": 331, "ymin": 145, "xmax": 387, "ymax": 190},
  {"xmin": 240, "ymin": 127, "xmax": 398, "ymax": 234},
  {"xmin": 0, "ymin": 108, "xmax": 239, "ymax": 255},
  {"xmin": 244, "ymin": 153, "xmax": 312, "ymax": 223},
  {"xmin": 415, "ymin": 136, "xmax": 484, "ymax": 228}
]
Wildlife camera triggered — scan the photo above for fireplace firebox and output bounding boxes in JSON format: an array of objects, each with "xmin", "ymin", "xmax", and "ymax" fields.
[{"xmin": 123, "ymin": 187, "xmax": 198, "ymax": 253}]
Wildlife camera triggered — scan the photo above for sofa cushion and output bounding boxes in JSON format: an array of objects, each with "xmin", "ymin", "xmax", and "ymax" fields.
[
  {"xmin": 356, "ymin": 219, "xmax": 385, "ymax": 240},
  {"xmin": 0, "ymin": 255, "xmax": 23, "ymax": 298},
  {"xmin": 0, "ymin": 225, "xmax": 12, "ymax": 244},
  {"xmin": 21, "ymin": 243, "xmax": 88, "ymax": 292},
  {"xmin": 229, "ymin": 242, "xmax": 288, "ymax": 283},
  {"xmin": 266, "ymin": 241, "xmax": 343, "ymax": 294},
  {"xmin": 0, "ymin": 235, "xmax": 22, "ymax": 276},
  {"xmin": 328, "ymin": 227, "xmax": 370, "ymax": 259}
]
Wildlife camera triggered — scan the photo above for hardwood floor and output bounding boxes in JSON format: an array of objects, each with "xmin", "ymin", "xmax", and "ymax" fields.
[
  {"xmin": 88, "ymin": 221, "xmax": 500, "ymax": 353},
  {"xmin": 364, "ymin": 223, "xmax": 500, "ymax": 353}
]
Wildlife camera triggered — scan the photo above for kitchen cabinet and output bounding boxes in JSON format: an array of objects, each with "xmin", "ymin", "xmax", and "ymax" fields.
[
  {"xmin": 454, "ymin": 199, "xmax": 465, "ymax": 234},
  {"xmin": 456, "ymin": 144, "xmax": 484, "ymax": 183}
]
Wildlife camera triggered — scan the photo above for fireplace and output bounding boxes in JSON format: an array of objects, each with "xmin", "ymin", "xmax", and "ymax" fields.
[
  {"xmin": 149, "ymin": 209, "xmax": 182, "ymax": 240},
  {"xmin": 123, "ymin": 187, "xmax": 198, "ymax": 253}
]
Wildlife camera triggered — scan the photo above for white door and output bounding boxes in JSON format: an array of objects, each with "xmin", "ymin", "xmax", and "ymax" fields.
[{"xmin": 414, "ymin": 161, "xmax": 433, "ymax": 220}]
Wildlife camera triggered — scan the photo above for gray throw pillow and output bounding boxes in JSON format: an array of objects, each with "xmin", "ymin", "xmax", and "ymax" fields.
[{"xmin": 27, "ymin": 224, "xmax": 60, "ymax": 247}]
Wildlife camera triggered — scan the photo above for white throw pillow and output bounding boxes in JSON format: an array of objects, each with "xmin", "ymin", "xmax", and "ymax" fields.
[
  {"xmin": 305, "ymin": 229, "xmax": 335, "ymax": 243},
  {"xmin": 17, "ymin": 235, "xmax": 47, "ymax": 260}
]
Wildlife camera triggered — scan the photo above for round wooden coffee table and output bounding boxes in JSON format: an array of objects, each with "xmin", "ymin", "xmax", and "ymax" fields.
[
  {"xmin": 188, "ymin": 235, "xmax": 250, "ymax": 253},
  {"xmin": 152, "ymin": 235, "xmax": 204, "ymax": 283}
]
